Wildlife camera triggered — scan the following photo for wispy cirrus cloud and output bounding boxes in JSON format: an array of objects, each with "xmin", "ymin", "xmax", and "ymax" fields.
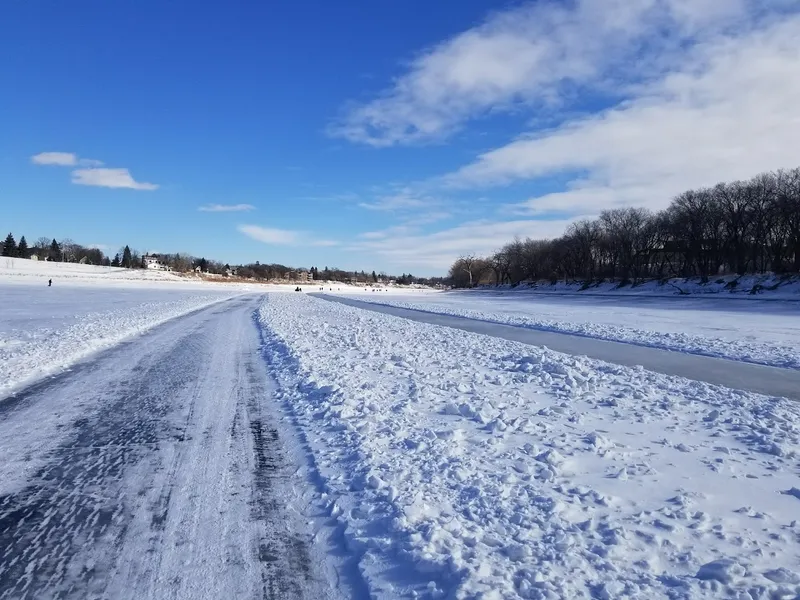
[
  {"xmin": 238, "ymin": 225, "xmax": 299, "ymax": 245},
  {"xmin": 445, "ymin": 14, "xmax": 800, "ymax": 216},
  {"xmin": 198, "ymin": 203, "xmax": 256, "ymax": 212},
  {"xmin": 31, "ymin": 152, "xmax": 80, "ymax": 166},
  {"xmin": 71, "ymin": 168, "xmax": 159, "ymax": 191},
  {"xmin": 348, "ymin": 219, "xmax": 574, "ymax": 270},
  {"xmin": 32, "ymin": 151, "xmax": 158, "ymax": 191},
  {"xmin": 359, "ymin": 190, "xmax": 429, "ymax": 211},
  {"xmin": 239, "ymin": 224, "xmax": 343, "ymax": 248},
  {"xmin": 330, "ymin": 0, "xmax": 769, "ymax": 147}
]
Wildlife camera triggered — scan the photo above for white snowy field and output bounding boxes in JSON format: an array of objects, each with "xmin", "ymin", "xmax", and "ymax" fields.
[
  {"xmin": 331, "ymin": 290, "xmax": 800, "ymax": 369},
  {"xmin": 0, "ymin": 256, "xmax": 191, "ymax": 284},
  {"xmin": 259, "ymin": 293, "xmax": 800, "ymax": 599},
  {"xmin": 0, "ymin": 281, "xmax": 245, "ymax": 399}
]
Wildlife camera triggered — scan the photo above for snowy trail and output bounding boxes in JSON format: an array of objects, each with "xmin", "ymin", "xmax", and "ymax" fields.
[
  {"xmin": 315, "ymin": 294, "xmax": 800, "ymax": 400},
  {"xmin": 0, "ymin": 296, "xmax": 337, "ymax": 600}
]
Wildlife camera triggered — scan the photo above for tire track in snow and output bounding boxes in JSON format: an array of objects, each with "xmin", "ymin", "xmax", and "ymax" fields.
[{"xmin": 0, "ymin": 296, "xmax": 332, "ymax": 600}]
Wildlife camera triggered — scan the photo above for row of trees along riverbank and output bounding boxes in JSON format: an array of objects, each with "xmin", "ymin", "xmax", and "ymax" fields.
[{"xmin": 449, "ymin": 167, "xmax": 800, "ymax": 288}]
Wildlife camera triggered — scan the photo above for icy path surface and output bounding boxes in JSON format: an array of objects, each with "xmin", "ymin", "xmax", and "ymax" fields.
[
  {"xmin": 333, "ymin": 291, "xmax": 800, "ymax": 369},
  {"xmin": 316, "ymin": 295, "xmax": 800, "ymax": 401},
  {"xmin": 259, "ymin": 293, "xmax": 800, "ymax": 599},
  {"xmin": 0, "ymin": 296, "xmax": 341, "ymax": 600},
  {"xmin": 0, "ymin": 283, "xmax": 242, "ymax": 398}
]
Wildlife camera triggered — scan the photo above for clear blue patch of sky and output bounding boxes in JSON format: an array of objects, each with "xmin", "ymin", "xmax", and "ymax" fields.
[{"xmin": 1, "ymin": 0, "xmax": 585, "ymax": 273}]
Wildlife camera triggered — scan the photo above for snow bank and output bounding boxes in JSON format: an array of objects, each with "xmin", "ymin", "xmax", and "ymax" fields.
[
  {"xmin": 482, "ymin": 274, "xmax": 800, "ymax": 299},
  {"xmin": 0, "ymin": 286, "xmax": 243, "ymax": 399},
  {"xmin": 258, "ymin": 293, "xmax": 800, "ymax": 599},
  {"xmin": 344, "ymin": 296, "xmax": 800, "ymax": 370},
  {"xmin": 0, "ymin": 256, "xmax": 187, "ymax": 283}
]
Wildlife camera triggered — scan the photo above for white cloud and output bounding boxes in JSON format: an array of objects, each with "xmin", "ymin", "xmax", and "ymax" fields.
[
  {"xmin": 71, "ymin": 168, "xmax": 159, "ymax": 191},
  {"xmin": 358, "ymin": 191, "xmax": 429, "ymax": 211},
  {"xmin": 32, "ymin": 151, "xmax": 157, "ymax": 190},
  {"xmin": 310, "ymin": 240, "xmax": 341, "ymax": 247},
  {"xmin": 78, "ymin": 158, "xmax": 105, "ymax": 167},
  {"xmin": 198, "ymin": 203, "xmax": 256, "ymax": 212},
  {"xmin": 238, "ymin": 225, "xmax": 300, "ymax": 245},
  {"xmin": 87, "ymin": 243, "xmax": 110, "ymax": 250},
  {"xmin": 330, "ymin": 0, "xmax": 768, "ymax": 146},
  {"xmin": 446, "ymin": 15, "xmax": 800, "ymax": 216},
  {"xmin": 349, "ymin": 219, "xmax": 573, "ymax": 271},
  {"xmin": 31, "ymin": 152, "xmax": 78, "ymax": 166}
]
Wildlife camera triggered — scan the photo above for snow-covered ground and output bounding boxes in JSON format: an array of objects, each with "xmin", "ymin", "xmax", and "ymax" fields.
[
  {"xmin": 331, "ymin": 290, "xmax": 800, "ymax": 369},
  {"xmin": 0, "ymin": 256, "xmax": 190, "ymax": 284},
  {"xmin": 486, "ymin": 275, "xmax": 800, "ymax": 299},
  {"xmin": 0, "ymin": 282, "xmax": 244, "ymax": 399},
  {"xmin": 258, "ymin": 293, "xmax": 800, "ymax": 599}
]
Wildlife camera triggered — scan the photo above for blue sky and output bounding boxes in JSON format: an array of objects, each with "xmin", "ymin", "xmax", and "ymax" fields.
[{"xmin": 2, "ymin": 1, "xmax": 799, "ymax": 275}]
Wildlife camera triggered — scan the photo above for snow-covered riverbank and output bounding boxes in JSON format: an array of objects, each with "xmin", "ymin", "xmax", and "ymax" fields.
[{"xmin": 258, "ymin": 293, "xmax": 800, "ymax": 599}]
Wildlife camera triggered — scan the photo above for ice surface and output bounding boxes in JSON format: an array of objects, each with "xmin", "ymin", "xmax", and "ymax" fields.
[
  {"xmin": 0, "ymin": 281, "xmax": 243, "ymax": 399},
  {"xmin": 333, "ymin": 289, "xmax": 800, "ymax": 369}
]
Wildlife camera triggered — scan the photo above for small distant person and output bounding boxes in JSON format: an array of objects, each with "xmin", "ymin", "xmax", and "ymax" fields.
[{"xmin": 48, "ymin": 279, "xmax": 52, "ymax": 287}]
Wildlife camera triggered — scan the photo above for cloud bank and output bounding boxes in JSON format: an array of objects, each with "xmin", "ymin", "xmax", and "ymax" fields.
[{"xmin": 32, "ymin": 151, "xmax": 158, "ymax": 191}]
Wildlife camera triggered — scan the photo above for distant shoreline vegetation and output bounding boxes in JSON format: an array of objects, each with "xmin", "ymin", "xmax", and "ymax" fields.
[
  {"xmin": 450, "ymin": 167, "xmax": 800, "ymax": 288},
  {"xmin": 0, "ymin": 235, "xmax": 446, "ymax": 286}
]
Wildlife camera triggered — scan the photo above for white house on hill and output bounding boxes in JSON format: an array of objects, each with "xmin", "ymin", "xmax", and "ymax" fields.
[{"xmin": 142, "ymin": 254, "xmax": 172, "ymax": 271}]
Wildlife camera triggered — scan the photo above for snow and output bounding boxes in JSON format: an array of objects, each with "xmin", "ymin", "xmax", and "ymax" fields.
[
  {"xmin": 3, "ymin": 259, "xmax": 799, "ymax": 598},
  {"xmin": 0, "ymin": 281, "xmax": 244, "ymax": 399},
  {"xmin": 332, "ymin": 290, "xmax": 800, "ymax": 369},
  {"xmin": 480, "ymin": 274, "xmax": 800, "ymax": 299},
  {"xmin": 258, "ymin": 293, "xmax": 800, "ymax": 599},
  {"xmin": 0, "ymin": 294, "xmax": 346, "ymax": 599},
  {"xmin": 0, "ymin": 256, "xmax": 188, "ymax": 283}
]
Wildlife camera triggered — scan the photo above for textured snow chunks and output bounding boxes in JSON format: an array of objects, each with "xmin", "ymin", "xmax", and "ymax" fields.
[
  {"xmin": 258, "ymin": 293, "xmax": 800, "ymax": 599},
  {"xmin": 351, "ymin": 295, "xmax": 800, "ymax": 369},
  {"xmin": 696, "ymin": 558, "xmax": 745, "ymax": 583}
]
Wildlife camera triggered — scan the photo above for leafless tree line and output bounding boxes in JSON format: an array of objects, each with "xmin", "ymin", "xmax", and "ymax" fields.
[{"xmin": 449, "ymin": 168, "xmax": 800, "ymax": 288}]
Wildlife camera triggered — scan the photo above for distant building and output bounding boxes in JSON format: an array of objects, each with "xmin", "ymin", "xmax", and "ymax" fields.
[{"xmin": 142, "ymin": 254, "xmax": 172, "ymax": 271}]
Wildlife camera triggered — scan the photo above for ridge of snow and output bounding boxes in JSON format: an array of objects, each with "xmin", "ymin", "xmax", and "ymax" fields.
[{"xmin": 345, "ymin": 296, "xmax": 800, "ymax": 370}]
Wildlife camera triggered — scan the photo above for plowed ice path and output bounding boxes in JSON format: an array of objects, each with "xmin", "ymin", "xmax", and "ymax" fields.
[{"xmin": 0, "ymin": 295, "xmax": 341, "ymax": 600}]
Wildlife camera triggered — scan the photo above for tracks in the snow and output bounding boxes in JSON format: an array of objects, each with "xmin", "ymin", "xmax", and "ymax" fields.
[
  {"xmin": 314, "ymin": 294, "xmax": 800, "ymax": 400},
  {"xmin": 0, "ymin": 296, "xmax": 325, "ymax": 600}
]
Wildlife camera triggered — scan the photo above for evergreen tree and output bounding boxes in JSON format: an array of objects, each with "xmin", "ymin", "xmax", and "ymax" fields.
[
  {"xmin": 17, "ymin": 236, "xmax": 29, "ymax": 258},
  {"xmin": 2, "ymin": 233, "xmax": 17, "ymax": 257},
  {"xmin": 49, "ymin": 239, "xmax": 61, "ymax": 261},
  {"xmin": 372, "ymin": 270, "xmax": 378, "ymax": 283},
  {"xmin": 111, "ymin": 253, "xmax": 121, "ymax": 267},
  {"xmin": 121, "ymin": 245, "xmax": 133, "ymax": 268}
]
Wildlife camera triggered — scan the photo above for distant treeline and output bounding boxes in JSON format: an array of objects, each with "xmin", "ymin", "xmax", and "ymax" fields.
[
  {"xmin": 449, "ymin": 167, "xmax": 800, "ymax": 288},
  {"xmin": 0, "ymin": 233, "xmax": 445, "ymax": 286}
]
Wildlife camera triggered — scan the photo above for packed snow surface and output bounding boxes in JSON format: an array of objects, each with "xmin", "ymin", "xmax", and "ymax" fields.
[
  {"xmin": 0, "ymin": 282, "xmax": 242, "ymax": 398},
  {"xmin": 0, "ymin": 295, "xmax": 343, "ymax": 599},
  {"xmin": 333, "ymin": 290, "xmax": 800, "ymax": 369},
  {"xmin": 259, "ymin": 293, "xmax": 800, "ymax": 599}
]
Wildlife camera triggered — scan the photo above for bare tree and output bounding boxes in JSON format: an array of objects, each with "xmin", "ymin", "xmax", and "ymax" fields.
[{"xmin": 448, "ymin": 165, "xmax": 800, "ymax": 287}]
